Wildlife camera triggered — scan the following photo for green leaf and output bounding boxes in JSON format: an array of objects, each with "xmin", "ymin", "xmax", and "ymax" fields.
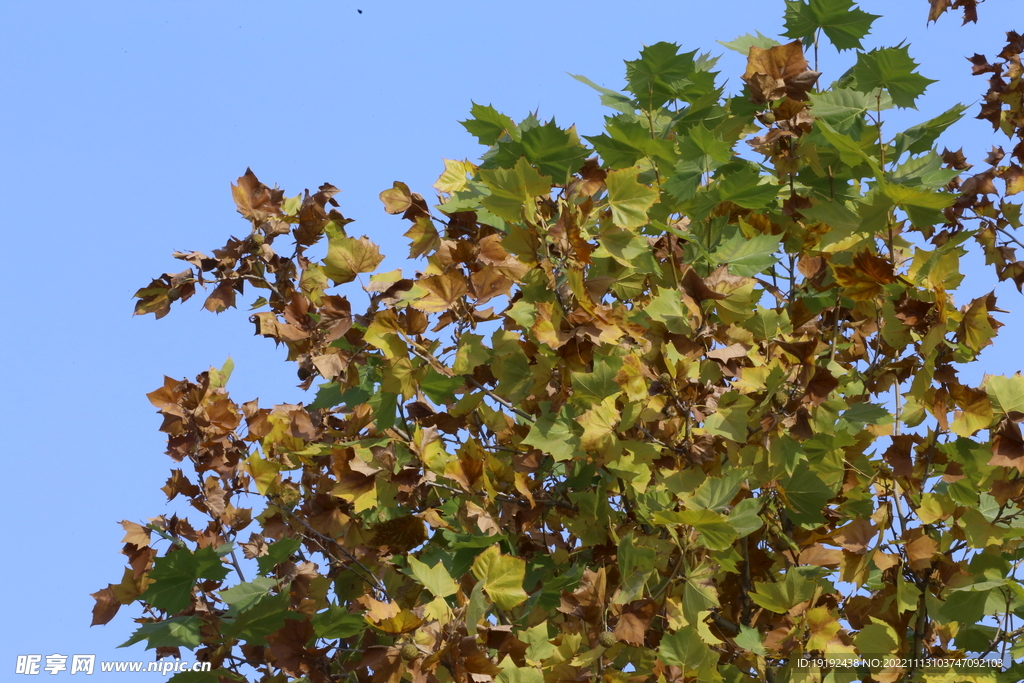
[
  {"xmin": 309, "ymin": 382, "xmax": 344, "ymax": 410},
  {"xmin": 367, "ymin": 391, "xmax": 398, "ymax": 430},
  {"xmin": 571, "ymin": 354, "xmax": 623, "ymax": 403},
  {"xmin": 616, "ymin": 532, "xmax": 656, "ymax": 603},
  {"xmin": 659, "ymin": 626, "xmax": 717, "ymax": 671},
  {"xmin": 809, "ymin": 88, "xmax": 874, "ymax": 132},
  {"xmin": 323, "ymin": 235, "xmax": 385, "ymax": 285},
  {"xmin": 893, "ymin": 104, "xmax": 968, "ymax": 157},
  {"xmin": 521, "ymin": 411, "xmax": 582, "ymax": 462},
  {"xmin": 453, "ymin": 333, "xmax": 491, "ymax": 374},
  {"xmin": 644, "ymin": 287, "xmax": 694, "ymax": 334},
  {"xmin": 718, "ymin": 32, "xmax": 780, "ymax": 55},
  {"xmin": 223, "ymin": 589, "xmax": 294, "ymax": 642},
  {"xmin": 678, "ymin": 124, "xmax": 734, "ymax": 172},
  {"xmin": 497, "ymin": 665, "xmax": 545, "ymax": 683},
  {"xmin": 711, "ymin": 230, "xmax": 781, "ymax": 276},
  {"xmin": 783, "ymin": 0, "xmax": 879, "ymax": 51},
  {"xmin": 313, "ymin": 605, "xmax": 369, "ymax": 639},
  {"xmin": 421, "ymin": 369, "xmax": 463, "ymax": 405},
  {"xmin": 881, "ymin": 182, "xmax": 955, "ymax": 227},
  {"xmin": 479, "ymin": 157, "xmax": 552, "ymax": 223},
  {"xmin": 704, "ymin": 393, "xmax": 755, "ymax": 443},
  {"xmin": 519, "ymin": 622, "xmax": 556, "ymax": 663},
  {"xmin": 605, "ymin": 166, "xmax": 659, "ymax": 229},
  {"xmin": 679, "ymin": 509, "xmax": 739, "ymax": 551},
  {"xmin": 783, "ymin": 464, "xmax": 834, "ymax": 525},
  {"xmin": 853, "ymin": 621, "xmax": 899, "ymax": 655},
  {"xmin": 142, "ymin": 546, "xmax": 230, "ymax": 614},
  {"xmin": 716, "ymin": 168, "xmax": 778, "ymax": 211},
  {"xmin": 586, "ymin": 116, "xmax": 675, "ymax": 169},
  {"xmin": 749, "ymin": 571, "xmax": 817, "ymax": 613},
  {"xmin": 569, "ymin": 74, "xmax": 637, "ymax": 115},
  {"xmin": 816, "ymin": 119, "xmax": 877, "ymax": 168},
  {"xmin": 257, "ymin": 537, "xmax": 302, "ymax": 576},
  {"xmin": 120, "ymin": 617, "xmax": 202, "ymax": 649},
  {"xmin": 408, "ymin": 556, "xmax": 459, "ymax": 598},
  {"xmin": 220, "ymin": 577, "xmax": 278, "ymax": 614},
  {"xmin": 518, "ymin": 119, "xmax": 590, "ymax": 180},
  {"xmin": 985, "ymin": 374, "xmax": 1024, "ymax": 419},
  {"xmin": 690, "ymin": 468, "xmax": 749, "ymax": 512},
  {"xmin": 625, "ymin": 42, "xmax": 698, "ymax": 109},
  {"xmin": 727, "ymin": 498, "xmax": 765, "ymax": 537},
  {"xmin": 734, "ymin": 625, "xmax": 768, "ymax": 655},
  {"xmin": 471, "ymin": 545, "xmax": 529, "ymax": 610},
  {"xmin": 850, "ymin": 45, "xmax": 936, "ymax": 109},
  {"xmin": 462, "ymin": 102, "xmax": 516, "ymax": 145}
]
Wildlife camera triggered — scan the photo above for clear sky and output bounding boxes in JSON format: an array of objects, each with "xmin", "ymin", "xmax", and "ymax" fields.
[{"xmin": 2, "ymin": 1, "xmax": 1022, "ymax": 680}]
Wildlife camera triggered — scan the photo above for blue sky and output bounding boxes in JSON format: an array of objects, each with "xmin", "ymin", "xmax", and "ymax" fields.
[{"xmin": 2, "ymin": 0, "xmax": 1023, "ymax": 680}]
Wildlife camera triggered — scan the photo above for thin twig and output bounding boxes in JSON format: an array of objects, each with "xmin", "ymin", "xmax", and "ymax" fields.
[{"xmin": 277, "ymin": 506, "xmax": 387, "ymax": 597}]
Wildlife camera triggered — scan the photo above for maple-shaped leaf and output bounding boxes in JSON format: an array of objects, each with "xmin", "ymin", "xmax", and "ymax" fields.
[
  {"xmin": 323, "ymin": 234, "xmax": 384, "ymax": 285},
  {"xmin": 783, "ymin": 0, "xmax": 879, "ymax": 51},
  {"xmin": 231, "ymin": 168, "xmax": 283, "ymax": 221},
  {"xmin": 742, "ymin": 41, "xmax": 820, "ymax": 103},
  {"xmin": 119, "ymin": 616, "xmax": 203, "ymax": 650},
  {"xmin": 479, "ymin": 156, "xmax": 552, "ymax": 223},
  {"xmin": 605, "ymin": 166, "xmax": 659, "ymax": 229},
  {"xmin": 141, "ymin": 546, "xmax": 230, "ymax": 614},
  {"xmin": 433, "ymin": 159, "xmax": 475, "ymax": 194},
  {"xmin": 471, "ymin": 545, "xmax": 529, "ymax": 610},
  {"xmin": 411, "ymin": 271, "xmax": 469, "ymax": 313},
  {"xmin": 850, "ymin": 45, "xmax": 936, "ymax": 108},
  {"xmin": 718, "ymin": 32, "xmax": 780, "ymax": 55},
  {"xmin": 625, "ymin": 42, "xmax": 699, "ymax": 110},
  {"xmin": 461, "ymin": 102, "xmax": 517, "ymax": 146},
  {"xmin": 90, "ymin": 586, "xmax": 121, "ymax": 626}
]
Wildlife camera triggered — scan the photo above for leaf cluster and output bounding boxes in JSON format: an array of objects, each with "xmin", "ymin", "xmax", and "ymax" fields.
[{"xmin": 101, "ymin": 2, "xmax": 1024, "ymax": 682}]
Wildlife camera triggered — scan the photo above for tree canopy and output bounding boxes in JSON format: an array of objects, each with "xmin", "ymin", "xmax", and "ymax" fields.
[{"xmin": 97, "ymin": 1, "xmax": 1024, "ymax": 682}]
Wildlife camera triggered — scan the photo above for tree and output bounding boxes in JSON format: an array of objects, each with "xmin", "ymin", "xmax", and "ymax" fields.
[{"xmin": 95, "ymin": 2, "xmax": 1024, "ymax": 682}]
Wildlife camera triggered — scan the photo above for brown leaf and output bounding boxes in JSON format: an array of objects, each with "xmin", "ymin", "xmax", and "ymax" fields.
[
  {"xmin": 240, "ymin": 532, "xmax": 269, "ymax": 559},
  {"xmin": 558, "ymin": 567, "xmax": 606, "ymax": 623},
  {"xmin": 161, "ymin": 469, "xmax": 201, "ymax": 502},
  {"xmin": 404, "ymin": 216, "xmax": 441, "ymax": 258},
  {"xmin": 799, "ymin": 544, "xmax": 843, "ymax": 567},
  {"xmin": 834, "ymin": 518, "xmax": 877, "ymax": 554},
  {"xmin": 572, "ymin": 157, "xmax": 607, "ymax": 197},
  {"xmin": 942, "ymin": 147, "xmax": 971, "ymax": 170},
  {"xmin": 369, "ymin": 516, "xmax": 428, "ymax": 553},
  {"xmin": 412, "ymin": 271, "xmax": 469, "ymax": 313},
  {"xmin": 90, "ymin": 586, "xmax": 121, "ymax": 626},
  {"xmin": 928, "ymin": 0, "xmax": 951, "ymax": 23},
  {"xmin": 803, "ymin": 366, "xmax": 839, "ymax": 406},
  {"xmin": 883, "ymin": 435, "xmax": 921, "ymax": 478},
  {"xmin": 742, "ymin": 41, "xmax": 820, "ymax": 103},
  {"xmin": 833, "ymin": 251, "xmax": 896, "ymax": 301},
  {"xmin": 266, "ymin": 618, "xmax": 327, "ymax": 681},
  {"xmin": 120, "ymin": 521, "xmax": 151, "ymax": 549},
  {"xmin": 203, "ymin": 279, "xmax": 240, "ymax": 314},
  {"xmin": 904, "ymin": 528, "xmax": 938, "ymax": 571},
  {"xmin": 989, "ymin": 418, "xmax": 1024, "ymax": 471},
  {"xmin": 379, "ymin": 181, "xmax": 429, "ymax": 220},
  {"xmin": 614, "ymin": 599, "xmax": 657, "ymax": 645},
  {"xmin": 232, "ymin": 168, "xmax": 283, "ymax": 221},
  {"xmin": 470, "ymin": 266, "xmax": 513, "ymax": 304},
  {"xmin": 1000, "ymin": 165, "xmax": 1024, "ymax": 195},
  {"xmin": 960, "ymin": 169, "xmax": 998, "ymax": 196}
]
